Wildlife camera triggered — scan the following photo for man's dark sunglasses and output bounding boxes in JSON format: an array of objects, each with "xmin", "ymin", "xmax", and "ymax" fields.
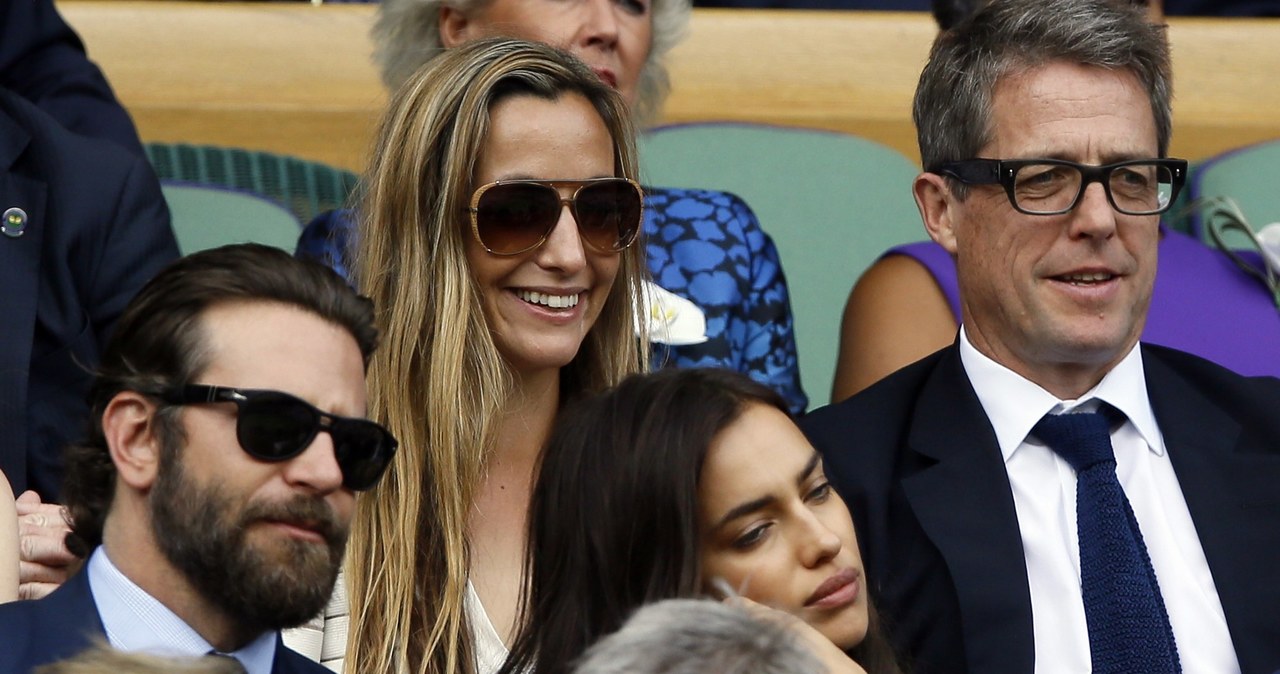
[{"xmin": 160, "ymin": 385, "xmax": 398, "ymax": 492}]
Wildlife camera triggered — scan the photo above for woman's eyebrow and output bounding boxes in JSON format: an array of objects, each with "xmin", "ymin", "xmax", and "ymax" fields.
[
  {"xmin": 796, "ymin": 452, "xmax": 821, "ymax": 486},
  {"xmin": 712, "ymin": 453, "xmax": 822, "ymax": 530},
  {"xmin": 714, "ymin": 495, "xmax": 773, "ymax": 530}
]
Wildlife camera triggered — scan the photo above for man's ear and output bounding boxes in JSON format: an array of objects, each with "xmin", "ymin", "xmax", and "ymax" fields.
[
  {"xmin": 914, "ymin": 172, "xmax": 960, "ymax": 255},
  {"xmin": 439, "ymin": 5, "xmax": 479, "ymax": 48},
  {"xmin": 102, "ymin": 391, "xmax": 166, "ymax": 491}
]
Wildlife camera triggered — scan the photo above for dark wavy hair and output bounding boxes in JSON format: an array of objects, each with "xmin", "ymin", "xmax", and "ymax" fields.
[
  {"xmin": 499, "ymin": 368, "xmax": 902, "ymax": 674},
  {"xmin": 62, "ymin": 243, "xmax": 377, "ymax": 552}
]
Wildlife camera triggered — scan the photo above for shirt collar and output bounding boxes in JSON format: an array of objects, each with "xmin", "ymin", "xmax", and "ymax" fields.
[
  {"xmin": 87, "ymin": 548, "xmax": 278, "ymax": 674},
  {"xmin": 958, "ymin": 326, "xmax": 1164, "ymax": 462}
]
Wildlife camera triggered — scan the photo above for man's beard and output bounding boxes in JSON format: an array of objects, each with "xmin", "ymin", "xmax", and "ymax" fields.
[{"xmin": 149, "ymin": 447, "xmax": 349, "ymax": 634}]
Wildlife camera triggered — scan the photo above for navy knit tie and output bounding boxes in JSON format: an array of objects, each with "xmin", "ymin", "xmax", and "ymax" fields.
[{"xmin": 1032, "ymin": 409, "xmax": 1180, "ymax": 674}]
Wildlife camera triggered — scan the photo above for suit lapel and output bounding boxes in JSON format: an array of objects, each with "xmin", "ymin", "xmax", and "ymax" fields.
[
  {"xmin": 0, "ymin": 104, "xmax": 47, "ymax": 495},
  {"xmin": 901, "ymin": 345, "xmax": 1035, "ymax": 672},
  {"xmin": 31, "ymin": 570, "xmax": 107, "ymax": 664},
  {"xmin": 1144, "ymin": 349, "xmax": 1280, "ymax": 673}
]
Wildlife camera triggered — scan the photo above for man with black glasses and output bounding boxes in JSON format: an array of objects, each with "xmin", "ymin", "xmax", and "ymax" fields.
[
  {"xmin": 803, "ymin": 1, "xmax": 1280, "ymax": 673},
  {"xmin": 0, "ymin": 244, "xmax": 397, "ymax": 674}
]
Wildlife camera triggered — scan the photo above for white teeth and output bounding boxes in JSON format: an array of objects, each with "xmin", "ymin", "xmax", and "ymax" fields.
[
  {"xmin": 516, "ymin": 290, "xmax": 580, "ymax": 309},
  {"xmin": 1061, "ymin": 272, "xmax": 1113, "ymax": 284}
]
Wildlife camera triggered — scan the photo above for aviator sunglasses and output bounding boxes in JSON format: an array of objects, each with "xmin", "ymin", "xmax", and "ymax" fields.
[
  {"xmin": 468, "ymin": 177, "xmax": 644, "ymax": 255},
  {"xmin": 160, "ymin": 385, "xmax": 398, "ymax": 492}
]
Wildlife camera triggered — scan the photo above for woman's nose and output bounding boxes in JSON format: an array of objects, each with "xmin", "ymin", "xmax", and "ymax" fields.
[{"xmin": 533, "ymin": 203, "xmax": 589, "ymax": 273}]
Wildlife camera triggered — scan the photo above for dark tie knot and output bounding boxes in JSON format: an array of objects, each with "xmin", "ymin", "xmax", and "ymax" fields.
[{"xmin": 1032, "ymin": 410, "xmax": 1117, "ymax": 472}]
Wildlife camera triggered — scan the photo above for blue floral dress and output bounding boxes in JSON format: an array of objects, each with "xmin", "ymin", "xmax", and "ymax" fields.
[{"xmin": 294, "ymin": 186, "xmax": 807, "ymax": 413}]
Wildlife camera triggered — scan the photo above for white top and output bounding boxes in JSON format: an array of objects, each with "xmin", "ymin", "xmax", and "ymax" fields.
[
  {"xmin": 88, "ymin": 548, "xmax": 278, "ymax": 674},
  {"xmin": 958, "ymin": 327, "xmax": 1239, "ymax": 674},
  {"xmin": 284, "ymin": 574, "xmax": 509, "ymax": 674},
  {"xmin": 465, "ymin": 579, "xmax": 510, "ymax": 674}
]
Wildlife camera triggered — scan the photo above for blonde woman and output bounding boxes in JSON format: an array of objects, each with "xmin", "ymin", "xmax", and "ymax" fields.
[
  {"xmin": 344, "ymin": 38, "xmax": 646, "ymax": 674},
  {"xmin": 297, "ymin": 0, "xmax": 808, "ymax": 415}
]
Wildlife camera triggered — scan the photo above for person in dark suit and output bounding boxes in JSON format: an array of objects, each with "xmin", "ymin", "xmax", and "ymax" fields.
[
  {"xmin": 0, "ymin": 0, "xmax": 177, "ymax": 601},
  {"xmin": 0, "ymin": 85, "xmax": 177, "ymax": 600},
  {"xmin": 0, "ymin": 244, "xmax": 399, "ymax": 674},
  {"xmin": 0, "ymin": 0, "xmax": 145, "ymax": 157},
  {"xmin": 802, "ymin": 1, "xmax": 1280, "ymax": 673},
  {"xmin": 0, "ymin": 86, "xmax": 176, "ymax": 503}
]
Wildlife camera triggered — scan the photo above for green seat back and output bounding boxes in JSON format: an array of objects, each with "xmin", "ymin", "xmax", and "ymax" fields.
[
  {"xmin": 160, "ymin": 184, "xmax": 302, "ymax": 255},
  {"xmin": 146, "ymin": 143, "xmax": 359, "ymax": 225},
  {"xmin": 640, "ymin": 123, "xmax": 923, "ymax": 408},
  {"xmin": 1188, "ymin": 140, "xmax": 1280, "ymax": 247}
]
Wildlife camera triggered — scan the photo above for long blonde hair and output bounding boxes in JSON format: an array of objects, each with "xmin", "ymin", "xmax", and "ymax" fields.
[{"xmin": 347, "ymin": 38, "xmax": 647, "ymax": 674}]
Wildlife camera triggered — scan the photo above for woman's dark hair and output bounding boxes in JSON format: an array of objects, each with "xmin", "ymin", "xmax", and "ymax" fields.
[{"xmin": 499, "ymin": 368, "xmax": 903, "ymax": 674}]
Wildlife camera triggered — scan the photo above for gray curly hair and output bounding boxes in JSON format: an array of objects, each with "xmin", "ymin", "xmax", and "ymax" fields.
[{"xmin": 373, "ymin": 0, "xmax": 691, "ymax": 126}]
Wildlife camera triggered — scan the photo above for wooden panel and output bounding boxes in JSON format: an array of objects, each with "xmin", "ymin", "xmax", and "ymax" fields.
[
  {"xmin": 57, "ymin": 2, "xmax": 1280, "ymax": 172},
  {"xmin": 1166, "ymin": 18, "xmax": 1280, "ymax": 160},
  {"xmin": 662, "ymin": 9, "xmax": 933, "ymax": 162},
  {"xmin": 63, "ymin": 1, "xmax": 385, "ymax": 171}
]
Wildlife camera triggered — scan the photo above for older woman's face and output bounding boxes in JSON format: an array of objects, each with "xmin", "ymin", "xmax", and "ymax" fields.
[{"xmin": 442, "ymin": 0, "xmax": 653, "ymax": 105}]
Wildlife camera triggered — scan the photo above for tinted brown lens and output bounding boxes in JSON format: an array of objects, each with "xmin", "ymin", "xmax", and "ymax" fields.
[
  {"xmin": 574, "ymin": 180, "xmax": 641, "ymax": 251},
  {"xmin": 476, "ymin": 183, "xmax": 560, "ymax": 253}
]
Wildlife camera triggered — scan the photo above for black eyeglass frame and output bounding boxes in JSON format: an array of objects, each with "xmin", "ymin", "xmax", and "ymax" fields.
[
  {"xmin": 466, "ymin": 177, "xmax": 644, "ymax": 256},
  {"xmin": 158, "ymin": 384, "xmax": 398, "ymax": 491},
  {"xmin": 928, "ymin": 157, "xmax": 1189, "ymax": 216}
]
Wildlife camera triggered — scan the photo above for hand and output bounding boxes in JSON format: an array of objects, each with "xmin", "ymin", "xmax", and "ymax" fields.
[
  {"xmin": 15, "ymin": 491, "xmax": 82, "ymax": 600},
  {"xmin": 727, "ymin": 596, "xmax": 867, "ymax": 674}
]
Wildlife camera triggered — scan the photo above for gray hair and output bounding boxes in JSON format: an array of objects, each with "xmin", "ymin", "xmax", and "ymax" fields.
[
  {"xmin": 571, "ymin": 600, "xmax": 825, "ymax": 674},
  {"xmin": 914, "ymin": 0, "xmax": 1172, "ymax": 193},
  {"xmin": 34, "ymin": 642, "xmax": 247, "ymax": 674},
  {"xmin": 372, "ymin": 0, "xmax": 691, "ymax": 126}
]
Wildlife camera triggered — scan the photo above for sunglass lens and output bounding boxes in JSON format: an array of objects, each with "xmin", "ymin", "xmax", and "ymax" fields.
[
  {"xmin": 476, "ymin": 182, "xmax": 560, "ymax": 254},
  {"xmin": 331, "ymin": 420, "xmax": 397, "ymax": 491},
  {"xmin": 237, "ymin": 395, "xmax": 317, "ymax": 460},
  {"xmin": 575, "ymin": 180, "xmax": 641, "ymax": 252}
]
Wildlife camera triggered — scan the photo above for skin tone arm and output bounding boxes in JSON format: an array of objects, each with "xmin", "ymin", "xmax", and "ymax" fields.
[
  {"xmin": 1, "ymin": 473, "xmax": 17, "ymax": 602},
  {"xmin": 830, "ymin": 255, "xmax": 958, "ymax": 403}
]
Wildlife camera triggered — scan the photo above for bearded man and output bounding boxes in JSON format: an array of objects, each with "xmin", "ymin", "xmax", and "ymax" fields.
[{"xmin": 0, "ymin": 244, "xmax": 398, "ymax": 674}]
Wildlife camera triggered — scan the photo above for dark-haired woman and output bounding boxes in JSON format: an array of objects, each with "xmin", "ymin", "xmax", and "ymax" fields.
[{"xmin": 500, "ymin": 368, "xmax": 902, "ymax": 674}]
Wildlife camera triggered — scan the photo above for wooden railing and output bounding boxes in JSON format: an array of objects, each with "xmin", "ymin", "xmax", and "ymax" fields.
[{"xmin": 59, "ymin": 2, "xmax": 1280, "ymax": 172}]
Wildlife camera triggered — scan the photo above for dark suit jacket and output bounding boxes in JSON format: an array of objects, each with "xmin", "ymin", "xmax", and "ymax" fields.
[
  {"xmin": 803, "ymin": 343, "xmax": 1280, "ymax": 674},
  {"xmin": 0, "ymin": 88, "xmax": 177, "ymax": 499},
  {"xmin": 0, "ymin": 569, "xmax": 331, "ymax": 674},
  {"xmin": 0, "ymin": 0, "xmax": 145, "ymax": 156}
]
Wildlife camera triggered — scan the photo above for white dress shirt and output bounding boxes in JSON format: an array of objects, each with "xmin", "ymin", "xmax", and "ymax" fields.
[
  {"xmin": 958, "ymin": 328, "xmax": 1239, "ymax": 674},
  {"xmin": 87, "ymin": 548, "xmax": 278, "ymax": 674}
]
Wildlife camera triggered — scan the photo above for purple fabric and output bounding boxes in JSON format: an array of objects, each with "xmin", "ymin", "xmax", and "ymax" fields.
[{"xmin": 887, "ymin": 227, "xmax": 1280, "ymax": 378}]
